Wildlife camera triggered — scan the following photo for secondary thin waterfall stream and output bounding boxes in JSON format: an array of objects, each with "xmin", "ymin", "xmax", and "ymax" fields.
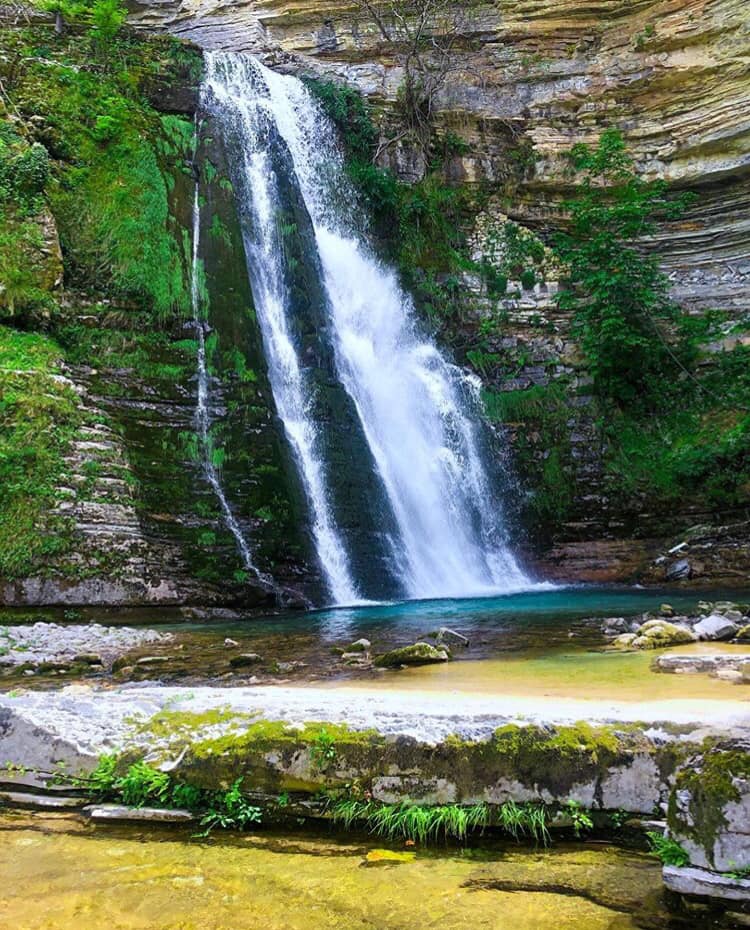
[
  {"xmin": 190, "ymin": 179, "xmax": 272, "ymax": 588},
  {"xmin": 203, "ymin": 52, "xmax": 531, "ymax": 604}
]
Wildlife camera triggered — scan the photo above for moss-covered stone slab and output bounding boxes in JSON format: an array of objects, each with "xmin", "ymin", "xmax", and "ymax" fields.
[{"xmin": 374, "ymin": 643, "xmax": 450, "ymax": 668}]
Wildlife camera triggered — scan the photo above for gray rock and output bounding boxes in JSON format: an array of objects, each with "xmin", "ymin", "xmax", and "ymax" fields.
[
  {"xmin": 601, "ymin": 617, "xmax": 628, "ymax": 635},
  {"xmin": 656, "ymin": 654, "xmax": 750, "ymax": 675},
  {"xmin": 693, "ymin": 613, "xmax": 739, "ymax": 641},
  {"xmin": 275, "ymin": 661, "xmax": 307, "ymax": 672},
  {"xmin": 0, "ymin": 790, "xmax": 85, "ymax": 810},
  {"xmin": 345, "ymin": 638, "xmax": 371, "ymax": 653},
  {"xmin": 666, "ymin": 558, "xmax": 691, "ymax": 580},
  {"xmin": 663, "ymin": 865, "xmax": 750, "ymax": 903},
  {"xmin": 83, "ymin": 804, "xmax": 194, "ymax": 823},
  {"xmin": 0, "ymin": 622, "xmax": 171, "ymax": 669},
  {"xmin": 669, "ymin": 741, "xmax": 750, "ymax": 872}
]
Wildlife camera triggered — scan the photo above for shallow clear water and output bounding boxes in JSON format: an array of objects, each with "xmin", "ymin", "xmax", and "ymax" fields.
[
  {"xmin": 2, "ymin": 588, "xmax": 748, "ymax": 707},
  {"xmin": 300, "ymin": 586, "xmax": 747, "ymax": 640},
  {"xmin": 0, "ymin": 812, "xmax": 690, "ymax": 930}
]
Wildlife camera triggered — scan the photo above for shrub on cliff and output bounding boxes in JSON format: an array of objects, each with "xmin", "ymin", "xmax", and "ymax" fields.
[{"xmin": 555, "ymin": 128, "xmax": 695, "ymax": 406}]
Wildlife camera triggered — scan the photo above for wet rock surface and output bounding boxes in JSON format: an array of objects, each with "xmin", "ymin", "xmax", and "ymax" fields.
[
  {"xmin": 0, "ymin": 623, "xmax": 171, "ymax": 672},
  {"xmin": 373, "ymin": 642, "xmax": 451, "ymax": 668}
]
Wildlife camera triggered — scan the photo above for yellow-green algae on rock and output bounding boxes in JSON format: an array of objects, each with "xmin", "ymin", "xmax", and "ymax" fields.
[{"xmin": 0, "ymin": 810, "xmax": 670, "ymax": 930}]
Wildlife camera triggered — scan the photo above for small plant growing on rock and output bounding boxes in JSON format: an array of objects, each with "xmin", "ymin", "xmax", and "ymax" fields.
[
  {"xmin": 310, "ymin": 728, "xmax": 338, "ymax": 771},
  {"xmin": 115, "ymin": 761, "xmax": 170, "ymax": 808},
  {"xmin": 563, "ymin": 800, "xmax": 594, "ymax": 837},
  {"xmin": 84, "ymin": 754, "xmax": 118, "ymax": 798},
  {"xmin": 646, "ymin": 831, "xmax": 690, "ymax": 867},
  {"xmin": 609, "ymin": 809, "xmax": 629, "ymax": 831},
  {"xmin": 196, "ymin": 778, "xmax": 262, "ymax": 837}
]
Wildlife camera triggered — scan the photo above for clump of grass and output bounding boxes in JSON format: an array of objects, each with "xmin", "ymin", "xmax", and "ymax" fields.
[{"xmin": 330, "ymin": 798, "xmax": 551, "ymax": 846}]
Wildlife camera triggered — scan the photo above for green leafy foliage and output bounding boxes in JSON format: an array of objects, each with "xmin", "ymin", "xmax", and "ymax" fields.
[
  {"xmin": 88, "ymin": 0, "xmax": 128, "ymax": 51},
  {"xmin": 196, "ymin": 778, "xmax": 262, "ymax": 836},
  {"xmin": 114, "ymin": 761, "xmax": 171, "ymax": 807},
  {"xmin": 80, "ymin": 757, "xmax": 262, "ymax": 836},
  {"xmin": 85, "ymin": 754, "xmax": 118, "ymax": 797},
  {"xmin": 564, "ymin": 799, "xmax": 594, "ymax": 837},
  {"xmin": 646, "ymin": 831, "xmax": 690, "ymax": 867},
  {"xmin": 309, "ymin": 728, "xmax": 338, "ymax": 772},
  {"xmin": 555, "ymin": 129, "xmax": 695, "ymax": 405}
]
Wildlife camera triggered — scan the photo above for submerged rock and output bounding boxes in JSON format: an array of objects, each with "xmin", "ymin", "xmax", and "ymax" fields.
[
  {"xmin": 83, "ymin": 804, "xmax": 194, "ymax": 823},
  {"xmin": 374, "ymin": 643, "xmax": 451, "ymax": 668},
  {"xmin": 655, "ymin": 654, "xmax": 750, "ymax": 677},
  {"xmin": 229, "ymin": 653, "xmax": 264, "ymax": 668},
  {"xmin": 0, "ymin": 623, "xmax": 171, "ymax": 671}
]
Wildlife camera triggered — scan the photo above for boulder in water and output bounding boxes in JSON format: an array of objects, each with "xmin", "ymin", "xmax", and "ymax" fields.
[
  {"xmin": 374, "ymin": 642, "xmax": 451, "ymax": 668},
  {"xmin": 693, "ymin": 614, "xmax": 739, "ymax": 641},
  {"xmin": 613, "ymin": 620, "xmax": 696, "ymax": 650}
]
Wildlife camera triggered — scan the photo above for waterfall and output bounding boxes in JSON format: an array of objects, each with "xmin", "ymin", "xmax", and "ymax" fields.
[
  {"xmin": 190, "ymin": 179, "xmax": 272, "ymax": 588},
  {"xmin": 203, "ymin": 52, "xmax": 532, "ymax": 604}
]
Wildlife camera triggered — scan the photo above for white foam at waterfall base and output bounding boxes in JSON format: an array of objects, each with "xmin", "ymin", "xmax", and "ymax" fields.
[{"xmin": 204, "ymin": 52, "xmax": 538, "ymax": 604}]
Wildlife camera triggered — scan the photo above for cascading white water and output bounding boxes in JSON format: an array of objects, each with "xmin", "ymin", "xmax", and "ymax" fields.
[
  {"xmin": 204, "ymin": 53, "xmax": 532, "ymax": 603},
  {"xmin": 202, "ymin": 59, "xmax": 362, "ymax": 606},
  {"xmin": 190, "ymin": 180, "xmax": 271, "ymax": 586}
]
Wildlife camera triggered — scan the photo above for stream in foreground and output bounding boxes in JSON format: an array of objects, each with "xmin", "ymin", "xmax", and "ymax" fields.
[{"xmin": 0, "ymin": 811, "xmax": 689, "ymax": 930}]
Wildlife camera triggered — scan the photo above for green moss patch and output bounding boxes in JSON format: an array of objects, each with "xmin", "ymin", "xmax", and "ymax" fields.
[{"xmin": 0, "ymin": 325, "xmax": 85, "ymax": 579}]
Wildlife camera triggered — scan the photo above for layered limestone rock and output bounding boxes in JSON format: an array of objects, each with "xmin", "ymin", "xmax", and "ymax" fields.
[{"xmin": 128, "ymin": 0, "xmax": 750, "ymax": 311}]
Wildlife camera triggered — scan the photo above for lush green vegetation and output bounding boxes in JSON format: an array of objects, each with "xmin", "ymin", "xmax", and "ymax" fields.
[
  {"xmin": 83, "ymin": 755, "xmax": 263, "ymax": 837},
  {"xmin": 646, "ymin": 831, "xmax": 690, "ymax": 867},
  {"xmin": 0, "ymin": 325, "xmax": 84, "ymax": 577},
  {"xmin": 0, "ymin": 19, "xmax": 199, "ymax": 323},
  {"xmin": 556, "ymin": 129, "xmax": 695, "ymax": 405},
  {"xmin": 0, "ymin": 20, "xmax": 211, "ymax": 582}
]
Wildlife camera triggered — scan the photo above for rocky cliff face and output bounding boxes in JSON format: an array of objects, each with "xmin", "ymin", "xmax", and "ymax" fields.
[
  {"xmin": 0, "ymin": 19, "xmax": 316, "ymax": 608},
  {"xmin": 127, "ymin": 0, "xmax": 750, "ymax": 584},
  {"xmin": 128, "ymin": 0, "xmax": 750, "ymax": 310}
]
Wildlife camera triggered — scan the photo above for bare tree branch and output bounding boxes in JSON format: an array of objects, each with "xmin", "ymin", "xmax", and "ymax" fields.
[{"xmin": 354, "ymin": 0, "xmax": 479, "ymax": 165}]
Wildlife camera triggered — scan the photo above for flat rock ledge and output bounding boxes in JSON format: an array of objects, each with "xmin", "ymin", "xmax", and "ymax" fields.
[
  {"xmin": 83, "ymin": 804, "xmax": 194, "ymax": 823},
  {"xmin": 656, "ymin": 654, "xmax": 750, "ymax": 681},
  {"xmin": 663, "ymin": 866, "xmax": 750, "ymax": 915}
]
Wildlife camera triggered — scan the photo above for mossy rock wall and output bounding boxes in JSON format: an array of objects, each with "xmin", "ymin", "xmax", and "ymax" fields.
[{"xmin": 134, "ymin": 712, "xmax": 685, "ymax": 814}]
